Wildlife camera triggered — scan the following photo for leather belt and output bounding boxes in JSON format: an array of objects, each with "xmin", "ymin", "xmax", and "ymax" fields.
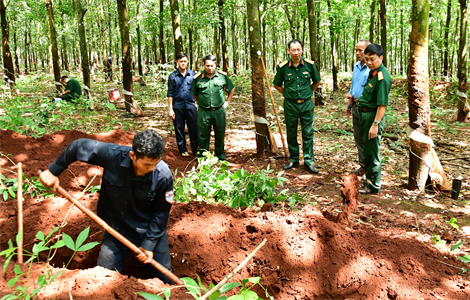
[
  {"xmin": 357, "ymin": 107, "xmax": 377, "ymax": 112},
  {"xmin": 201, "ymin": 105, "xmax": 222, "ymax": 111},
  {"xmin": 286, "ymin": 98, "xmax": 311, "ymax": 104}
]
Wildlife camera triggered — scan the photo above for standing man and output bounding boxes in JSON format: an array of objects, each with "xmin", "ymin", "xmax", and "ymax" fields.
[
  {"xmin": 39, "ymin": 130, "xmax": 174, "ymax": 283},
  {"xmin": 273, "ymin": 39, "xmax": 321, "ymax": 174},
  {"xmin": 357, "ymin": 43, "xmax": 392, "ymax": 194},
  {"xmin": 59, "ymin": 75, "xmax": 82, "ymax": 102},
  {"xmin": 106, "ymin": 55, "xmax": 113, "ymax": 82},
  {"xmin": 345, "ymin": 39, "xmax": 371, "ymax": 175},
  {"xmin": 192, "ymin": 55, "xmax": 234, "ymax": 161},
  {"xmin": 167, "ymin": 52, "xmax": 198, "ymax": 156}
]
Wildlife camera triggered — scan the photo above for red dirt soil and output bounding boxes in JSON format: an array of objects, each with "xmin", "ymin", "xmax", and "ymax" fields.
[{"xmin": 1, "ymin": 129, "xmax": 470, "ymax": 299}]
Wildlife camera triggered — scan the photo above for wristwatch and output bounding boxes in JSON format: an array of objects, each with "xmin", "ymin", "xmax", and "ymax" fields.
[{"xmin": 373, "ymin": 120, "xmax": 380, "ymax": 125}]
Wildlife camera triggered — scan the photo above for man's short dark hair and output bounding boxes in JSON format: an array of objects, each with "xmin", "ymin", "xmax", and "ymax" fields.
[
  {"xmin": 176, "ymin": 52, "xmax": 188, "ymax": 61},
  {"xmin": 202, "ymin": 55, "xmax": 217, "ymax": 65},
  {"xmin": 132, "ymin": 129, "xmax": 165, "ymax": 159},
  {"xmin": 288, "ymin": 39, "xmax": 303, "ymax": 49},
  {"xmin": 61, "ymin": 75, "xmax": 68, "ymax": 80},
  {"xmin": 365, "ymin": 43, "xmax": 383, "ymax": 57}
]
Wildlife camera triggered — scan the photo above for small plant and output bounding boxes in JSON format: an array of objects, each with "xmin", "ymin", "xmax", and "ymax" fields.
[
  {"xmin": 136, "ymin": 275, "xmax": 273, "ymax": 300},
  {"xmin": 0, "ymin": 227, "xmax": 99, "ymax": 300},
  {"xmin": 0, "ymin": 172, "xmax": 54, "ymax": 201}
]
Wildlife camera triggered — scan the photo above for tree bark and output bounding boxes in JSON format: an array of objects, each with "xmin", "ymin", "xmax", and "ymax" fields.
[
  {"xmin": 136, "ymin": 0, "xmax": 143, "ymax": 76},
  {"xmin": 170, "ymin": 0, "xmax": 183, "ymax": 58},
  {"xmin": 243, "ymin": 14, "xmax": 248, "ymax": 69},
  {"xmin": 74, "ymin": 0, "xmax": 90, "ymax": 97},
  {"xmin": 59, "ymin": 0, "xmax": 69, "ymax": 72},
  {"xmin": 13, "ymin": 27, "xmax": 20, "ymax": 75},
  {"xmin": 247, "ymin": 0, "xmax": 277, "ymax": 156},
  {"xmin": 117, "ymin": 0, "xmax": 143, "ymax": 116},
  {"xmin": 457, "ymin": 0, "xmax": 469, "ymax": 122},
  {"xmin": 218, "ymin": 0, "xmax": 228, "ymax": 72},
  {"xmin": 231, "ymin": 1, "xmax": 238, "ymax": 75},
  {"xmin": 327, "ymin": 0, "xmax": 338, "ymax": 91},
  {"xmin": 45, "ymin": 0, "xmax": 62, "ymax": 93},
  {"xmin": 159, "ymin": 0, "xmax": 165, "ymax": 64},
  {"xmin": 0, "ymin": 0, "xmax": 17, "ymax": 93},
  {"xmin": 379, "ymin": 0, "xmax": 387, "ymax": 66},
  {"xmin": 370, "ymin": 0, "xmax": 376, "ymax": 42},
  {"xmin": 306, "ymin": 0, "xmax": 323, "ymax": 105},
  {"xmin": 408, "ymin": 0, "xmax": 432, "ymax": 191}
]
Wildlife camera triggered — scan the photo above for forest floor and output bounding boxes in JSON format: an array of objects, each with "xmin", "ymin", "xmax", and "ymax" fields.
[{"xmin": 0, "ymin": 69, "xmax": 470, "ymax": 299}]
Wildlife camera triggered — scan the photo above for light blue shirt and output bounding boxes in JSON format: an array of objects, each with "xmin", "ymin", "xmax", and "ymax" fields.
[{"xmin": 348, "ymin": 61, "xmax": 370, "ymax": 100}]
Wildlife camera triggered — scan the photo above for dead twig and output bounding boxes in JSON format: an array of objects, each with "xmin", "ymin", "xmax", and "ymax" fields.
[{"xmin": 199, "ymin": 238, "xmax": 268, "ymax": 300}]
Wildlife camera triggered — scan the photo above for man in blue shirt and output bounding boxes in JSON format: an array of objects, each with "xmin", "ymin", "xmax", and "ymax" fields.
[
  {"xmin": 167, "ymin": 52, "xmax": 198, "ymax": 156},
  {"xmin": 39, "ymin": 130, "xmax": 174, "ymax": 283},
  {"xmin": 345, "ymin": 39, "xmax": 371, "ymax": 174}
]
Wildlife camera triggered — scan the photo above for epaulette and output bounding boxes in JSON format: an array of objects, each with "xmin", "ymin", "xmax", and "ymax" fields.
[
  {"xmin": 218, "ymin": 70, "xmax": 227, "ymax": 76},
  {"xmin": 193, "ymin": 72, "xmax": 201, "ymax": 79},
  {"xmin": 378, "ymin": 71, "xmax": 384, "ymax": 81},
  {"xmin": 278, "ymin": 60, "xmax": 288, "ymax": 68},
  {"xmin": 304, "ymin": 58, "xmax": 314, "ymax": 65}
]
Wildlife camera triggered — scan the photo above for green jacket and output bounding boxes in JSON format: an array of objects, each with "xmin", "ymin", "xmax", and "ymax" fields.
[
  {"xmin": 273, "ymin": 57, "xmax": 321, "ymax": 100},
  {"xmin": 357, "ymin": 63, "xmax": 391, "ymax": 108},
  {"xmin": 191, "ymin": 70, "xmax": 234, "ymax": 109},
  {"xmin": 66, "ymin": 78, "xmax": 82, "ymax": 98}
]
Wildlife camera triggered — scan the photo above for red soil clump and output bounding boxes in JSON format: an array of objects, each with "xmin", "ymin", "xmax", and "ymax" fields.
[{"xmin": 1, "ymin": 130, "xmax": 470, "ymax": 299}]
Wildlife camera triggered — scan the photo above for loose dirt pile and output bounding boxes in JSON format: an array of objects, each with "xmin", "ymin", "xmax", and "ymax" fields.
[{"xmin": 1, "ymin": 130, "xmax": 470, "ymax": 299}]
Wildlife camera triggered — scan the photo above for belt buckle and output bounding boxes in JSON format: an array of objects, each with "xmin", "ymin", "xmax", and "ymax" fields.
[
  {"xmin": 210, "ymin": 107, "xmax": 216, "ymax": 111},
  {"xmin": 297, "ymin": 100, "xmax": 303, "ymax": 104}
]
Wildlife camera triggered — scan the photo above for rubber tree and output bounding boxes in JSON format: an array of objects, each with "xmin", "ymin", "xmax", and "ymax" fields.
[
  {"xmin": 379, "ymin": 0, "xmax": 387, "ymax": 66},
  {"xmin": 136, "ymin": 0, "xmax": 143, "ymax": 76},
  {"xmin": 306, "ymin": 0, "xmax": 323, "ymax": 105},
  {"xmin": 59, "ymin": 0, "xmax": 69, "ymax": 72},
  {"xmin": 45, "ymin": 0, "xmax": 62, "ymax": 93},
  {"xmin": 443, "ymin": 0, "xmax": 452, "ymax": 78},
  {"xmin": 0, "ymin": 0, "xmax": 18, "ymax": 94},
  {"xmin": 457, "ymin": 0, "xmax": 469, "ymax": 122},
  {"xmin": 407, "ymin": 0, "xmax": 432, "ymax": 191},
  {"xmin": 74, "ymin": 0, "xmax": 90, "ymax": 97},
  {"xmin": 326, "ymin": 0, "xmax": 338, "ymax": 91},
  {"xmin": 247, "ymin": 0, "xmax": 277, "ymax": 156},
  {"xmin": 218, "ymin": 0, "xmax": 228, "ymax": 73},
  {"xmin": 170, "ymin": 0, "xmax": 183, "ymax": 58},
  {"xmin": 116, "ymin": 0, "xmax": 143, "ymax": 116},
  {"xmin": 231, "ymin": 0, "xmax": 238, "ymax": 75}
]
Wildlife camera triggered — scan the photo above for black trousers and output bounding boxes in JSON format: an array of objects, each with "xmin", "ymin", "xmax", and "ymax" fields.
[{"xmin": 173, "ymin": 105, "xmax": 198, "ymax": 154}]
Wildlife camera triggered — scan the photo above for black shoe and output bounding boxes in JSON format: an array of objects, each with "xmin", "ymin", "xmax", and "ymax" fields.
[
  {"xmin": 284, "ymin": 162, "xmax": 299, "ymax": 170},
  {"xmin": 305, "ymin": 165, "xmax": 319, "ymax": 174}
]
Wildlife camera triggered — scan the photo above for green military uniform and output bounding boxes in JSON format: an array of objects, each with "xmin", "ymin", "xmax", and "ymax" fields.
[
  {"xmin": 273, "ymin": 57, "xmax": 321, "ymax": 166},
  {"xmin": 62, "ymin": 78, "xmax": 82, "ymax": 102},
  {"xmin": 357, "ymin": 63, "xmax": 392, "ymax": 193},
  {"xmin": 191, "ymin": 70, "xmax": 234, "ymax": 160}
]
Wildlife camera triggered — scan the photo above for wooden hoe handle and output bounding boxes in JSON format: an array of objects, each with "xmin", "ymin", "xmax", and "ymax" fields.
[{"xmin": 38, "ymin": 170, "xmax": 183, "ymax": 285}]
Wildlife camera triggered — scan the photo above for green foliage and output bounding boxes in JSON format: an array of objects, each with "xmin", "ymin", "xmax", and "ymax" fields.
[
  {"xmin": 0, "ymin": 171, "xmax": 54, "ymax": 202},
  {"xmin": 1, "ymin": 227, "xmax": 99, "ymax": 300},
  {"xmin": 174, "ymin": 152, "xmax": 302, "ymax": 209},
  {"xmin": 442, "ymin": 216, "xmax": 459, "ymax": 231}
]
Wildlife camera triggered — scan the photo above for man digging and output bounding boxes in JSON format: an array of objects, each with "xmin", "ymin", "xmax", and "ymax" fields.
[{"xmin": 39, "ymin": 129, "xmax": 174, "ymax": 283}]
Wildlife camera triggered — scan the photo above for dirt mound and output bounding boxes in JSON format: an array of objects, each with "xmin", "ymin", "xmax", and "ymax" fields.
[{"xmin": 1, "ymin": 130, "xmax": 470, "ymax": 299}]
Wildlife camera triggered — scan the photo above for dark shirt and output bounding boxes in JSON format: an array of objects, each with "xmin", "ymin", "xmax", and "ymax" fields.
[
  {"xmin": 167, "ymin": 69, "xmax": 196, "ymax": 109},
  {"xmin": 48, "ymin": 139, "xmax": 174, "ymax": 251},
  {"xmin": 106, "ymin": 58, "xmax": 112, "ymax": 69},
  {"xmin": 66, "ymin": 78, "xmax": 82, "ymax": 98}
]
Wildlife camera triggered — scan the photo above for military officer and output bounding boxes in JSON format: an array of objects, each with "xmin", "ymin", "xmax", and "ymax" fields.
[
  {"xmin": 273, "ymin": 39, "xmax": 321, "ymax": 174},
  {"xmin": 356, "ymin": 43, "xmax": 392, "ymax": 195},
  {"xmin": 191, "ymin": 54, "xmax": 234, "ymax": 161}
]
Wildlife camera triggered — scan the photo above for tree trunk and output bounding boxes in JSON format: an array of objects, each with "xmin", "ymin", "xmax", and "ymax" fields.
[
  {"xmin": 170, "ymin": 0, "xmax": 183, "ymax": 58},
  {"xmin": 247, "ymin": 0, "xmax": 277, "ymax": 157},
  {"xmin": 218, "ymin": 0, "xmax": 228, "ymax": 72},
  {"xmin": 24, "ymin": 26, "xmax": 29, "ymax": 74},
  {"xmin": 327, "ymin": 0, "xmax": 338, "ymax": 91},
  {"xmin": 306, "ymin": 0, "xmax": 323, "ymax": 105},
  {"xmin": 0, "ymin": 0, "xmax": 17, "ymax": 93},
  {"xmin": 45, "ymin": 0, "xmax": 62, "ymax": 93},
  {"xmin": 379, "ymin": 0, "xmax": 387, "ymax": 66},
  {"xmin": 408, "ymin": 0, "xmax": 432, "ymax": 191},
  {"xmin": 244, "ymin": 14, "xmax": 248, "ymax": 69},
  {"xmin": 370, "ymin": 0, "xmax": 376, "ymax": 42},
  {"xmin": 400, "ymin": 9, "xmax": 404, "ymax": 75},
  {"xmin": 457, "ymin": 0, "xmax": 469, "ymax": 122},
  {"xmin": 117, "ymin": 0, "xmax": 143, "ymax": 116},
  {"xmin": 74, "ymin": 0, "xmax": 90, "ymax": 97},
  {"xmin": 13, "ymin": 28, "xmax": 19, "ymax": 75},
  {"xmin": 231, "ymin": 2, "xmax": 238, "ymax": 75},
  {"xmin": 107, "ymin": 0, "xmax": 112, "ymax": 56},
  {"xmin": 59, "ymin": 0, "xmax": 69, "ymax": 72},
  {"xmin": 159, "ymin": 0, "xmax": 165, "ymax": 64},
  {"xmin": 136, "ymin": 0, "xmax": 143, "ymax": 76}
]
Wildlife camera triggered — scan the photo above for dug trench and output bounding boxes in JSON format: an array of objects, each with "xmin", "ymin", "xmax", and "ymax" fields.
[{"xmin": 1, "ymin": 129, "xmax": 470, "ymax": 299}]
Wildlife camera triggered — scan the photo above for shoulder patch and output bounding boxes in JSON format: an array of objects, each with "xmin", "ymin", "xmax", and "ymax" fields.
[
  {"xmin": 278, "ymin": 60, "xmax": 288, "ymax": 68},
  {"xmin": 304, "ymin": 58, "xmax": 314, "ymax": 65},
  {"xmin": 193, "ymin": 72, "xmax": 201, "ymax": 79},
  {"xmin": 218, "ymin": 70, "xmax": 227, "ymax": 76},
  {"xmin": 165, "ymin": 190, "xmax": 174, "ymax": 204},
  {"xmin": 378, "ymin": 71, "xmax": 384, "ymax": 81}
]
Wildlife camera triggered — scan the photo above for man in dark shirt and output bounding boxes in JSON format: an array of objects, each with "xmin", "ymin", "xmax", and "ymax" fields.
[
  {"xmin": 59, "ymin": 76, "xmax": 82, "ymax": 102},
  {"xmin": 105, "ymin": 55, "xmax": 113, "ymax": 82},
  {"xmin": 39, "ymin": 130, "xmax": 174, "ymax": 283},
  {"xmin": 167, "ymin": 52, "xmax": 198, "ymax": 156}
]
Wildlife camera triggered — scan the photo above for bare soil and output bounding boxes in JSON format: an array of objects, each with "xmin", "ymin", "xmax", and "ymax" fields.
[{"xmin": 1, "ymin": 129, "xmax": 470, "ymax": 299}]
